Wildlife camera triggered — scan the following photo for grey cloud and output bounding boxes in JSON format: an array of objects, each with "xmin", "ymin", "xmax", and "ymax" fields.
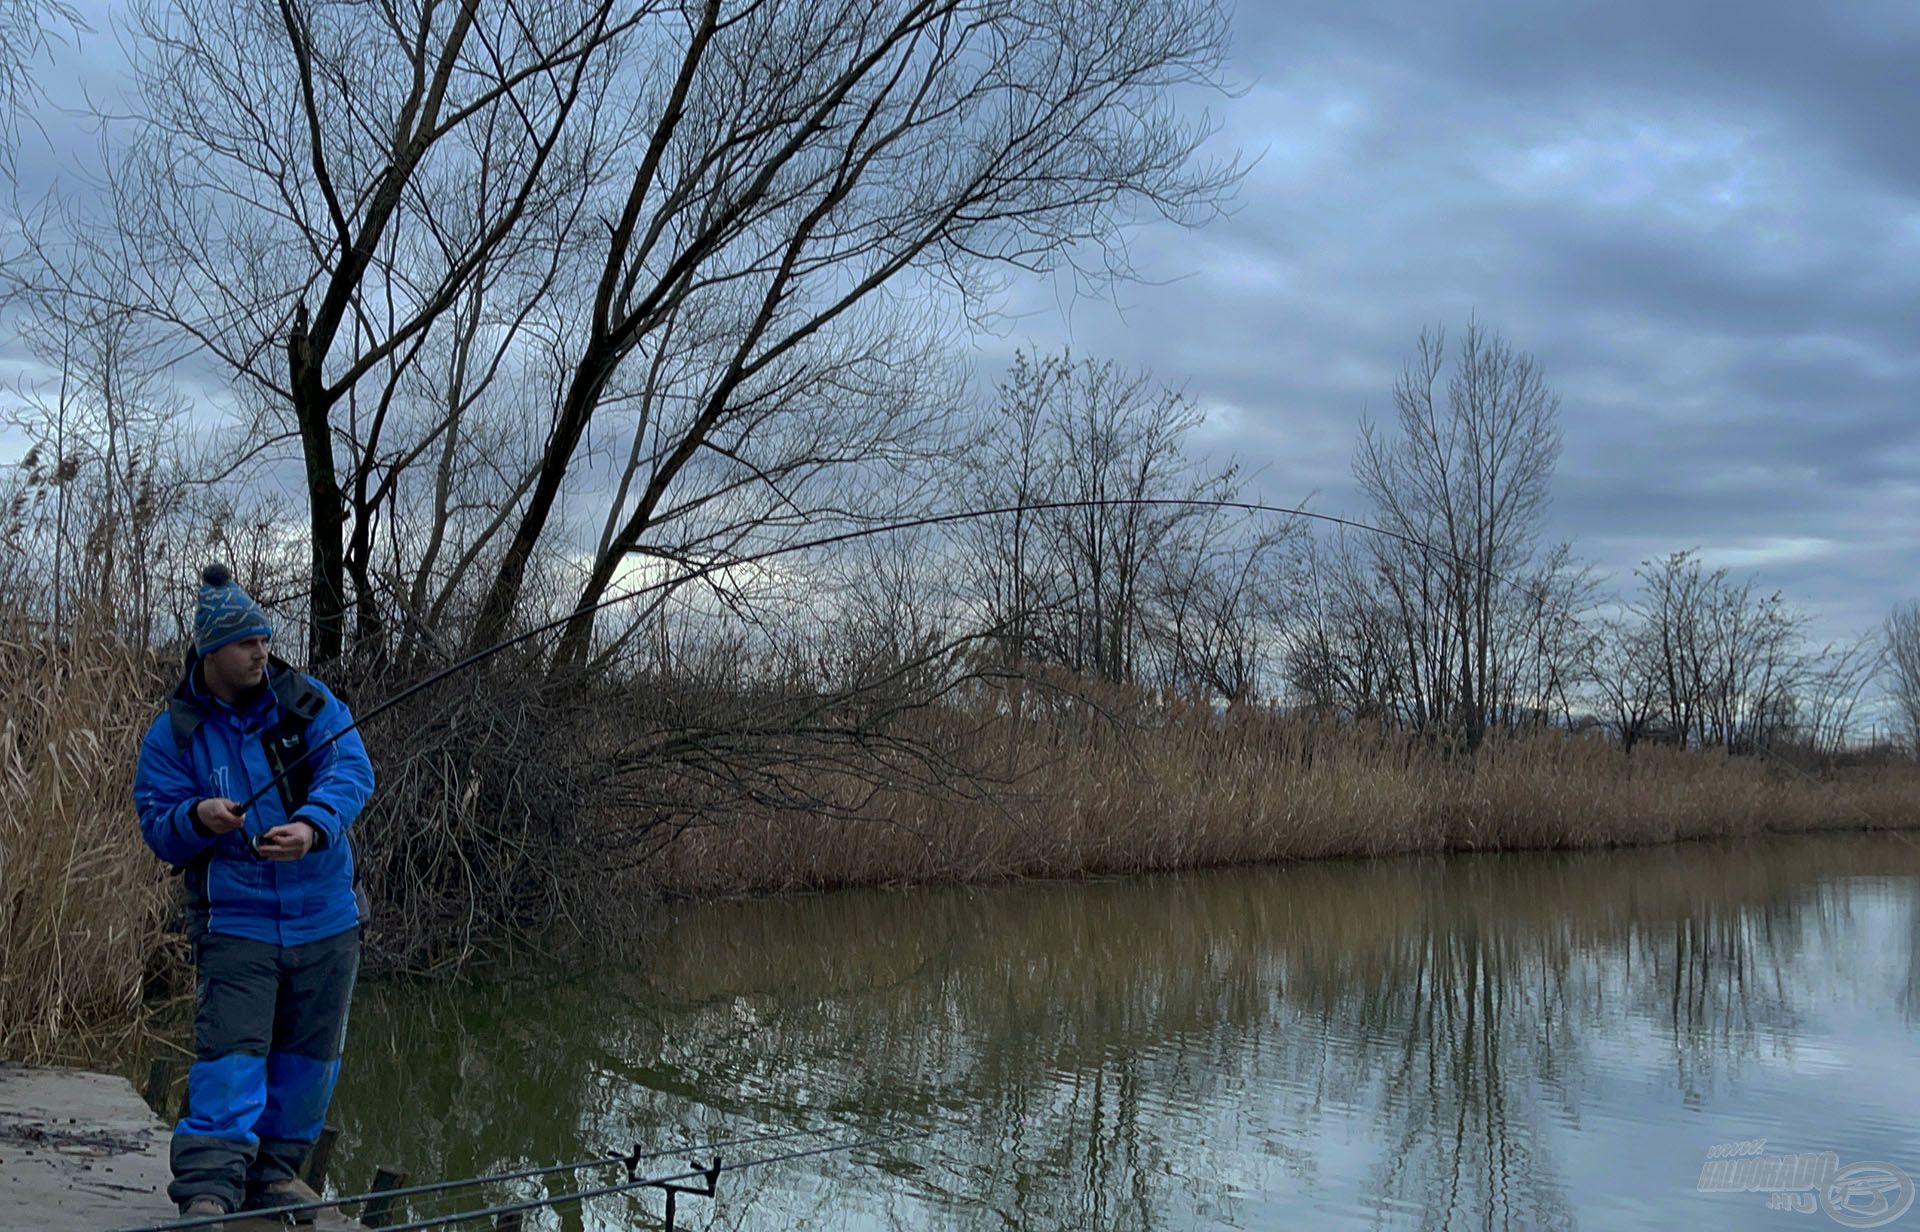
[{"xmin": 992, "ymin": 0, "xmax": 1919, "ymax": 647}]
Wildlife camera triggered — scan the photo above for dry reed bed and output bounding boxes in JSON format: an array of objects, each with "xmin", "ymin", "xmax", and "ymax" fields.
[
  {"xmin": 0, "ymin": 625, "xmax": 173, "ymax": 1062},
  {"xmin": 644, "ymin": 698, "xmax": 1920, "ymax": 897},
  {"xmin": 4, "ymin": 629, "xmax": 1916, "ymax": 1061}
]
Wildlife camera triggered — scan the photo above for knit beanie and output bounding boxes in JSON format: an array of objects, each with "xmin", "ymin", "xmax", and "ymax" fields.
[{"xmin": 194, "ymin": 563, "xmax": 273, "ymax": 655}]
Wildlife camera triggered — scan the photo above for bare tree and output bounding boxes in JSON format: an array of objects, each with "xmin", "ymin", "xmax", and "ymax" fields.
[
  {"xmin": 1491, "ymin": 543, "xmax": 1597, "ymax": 729},
  {"xmin": 0, "ymin": 0, "xmax": 80, "ymax": 164},
  {"xmin": 1638, "ymin": 550, "xmax": 1711, "ymax": 746},
  {"xmin": 1352, "ymin": 321, "xmax": 1566, "ymax": 741},
  {"xmin": 474, "ymin": 0, "xmax": 1239, "ymax": 658},
  {"xmin": 54, "ymin": 0, "xmax": 1232, "ymax": 671},
  {"xmin": 552, "ymin": 293, "xmax": 962, "ymax": 673},
  {"xmin": 0, "ymin": 285, "xmax": 314, "ymax": 648},
  {"xmin": 954, "ymin": 348, "xmax": 1286, "ymax": 694},
  {"xmin": 1143, "ymin": 497, "xmax": 1294, "ymax": 701},
  {"xmin": 1796, "ymin": 635, "xmax": 1881, "ymax": 757},
  {"xmin": 957, "ymin": 348, "xmax": 1065, "ymax": 667},
  {"xmin": 1631, "ymin": 549, "xmax": 1812, "ymax": 752},
  {"xmin": 1041, "ymin": 358, "xmax": 1212, "ymax": 683},
  {"xmin": 1281, "ymin": 532, "xmax": 1406, "ymax": 720},
  {"xmin": 1586, "ymin": 615, "xmax": 1663, "ymax": 750},
  {"xmin": 1886, "ymin": 601, "xmax": 1920, "ymax": 753},
  {"xmin": 1702, "ymin": 582, "xmax": 1804, "ymax": 752},
  {"xmin": 56, "ymin": 0, "xmax": 639, "ymax": 663}
]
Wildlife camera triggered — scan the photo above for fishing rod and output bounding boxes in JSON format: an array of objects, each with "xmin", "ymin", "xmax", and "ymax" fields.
[
  {"xmin": 122, "ymin": 1125, "xmax": 939, "ymax": 1232},
  {"xmin": 232, "ymin": 494, "xmax": 1529, "ymax": 816},
  {"xmin": 109, "ymin": 1122, "xmax": 844, "ymax": 1232}
]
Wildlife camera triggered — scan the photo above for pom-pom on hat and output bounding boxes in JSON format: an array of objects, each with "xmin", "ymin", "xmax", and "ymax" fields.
[{"xmin": 194, "ymin": 562, "xmax": 273, "ymax": 655}]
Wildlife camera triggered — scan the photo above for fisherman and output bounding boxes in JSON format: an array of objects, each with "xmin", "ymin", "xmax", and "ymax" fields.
[{"xmin": 133, "ymin": 564, "xmax": 376, "ymax": 1222}]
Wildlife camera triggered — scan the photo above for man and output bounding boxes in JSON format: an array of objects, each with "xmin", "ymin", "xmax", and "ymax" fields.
[{"xmin": 134, "ymin": 564, "xmax": 376, "ymax": 1222}]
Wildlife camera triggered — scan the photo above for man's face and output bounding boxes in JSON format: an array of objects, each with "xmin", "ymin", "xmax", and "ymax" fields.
[{"xmin": 204, "ymin": 634, "xmax": 270, "ymax": 695}]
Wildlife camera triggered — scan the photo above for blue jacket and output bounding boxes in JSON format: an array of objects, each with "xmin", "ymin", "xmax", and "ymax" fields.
[{"xmin": 134, "ymin": 654, "xmax": 376, "ymax": 946}]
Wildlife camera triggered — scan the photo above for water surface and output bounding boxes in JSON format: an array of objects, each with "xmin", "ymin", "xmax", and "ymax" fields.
[{"xmin": 315, "ymin": 834, "xmax": 1920, "ymax": 1230}]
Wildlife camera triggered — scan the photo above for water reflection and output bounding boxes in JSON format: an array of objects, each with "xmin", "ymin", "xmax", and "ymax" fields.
[{"xmin": 321, "ymin": 835, "xmax": 1920, "ymax": 1230}]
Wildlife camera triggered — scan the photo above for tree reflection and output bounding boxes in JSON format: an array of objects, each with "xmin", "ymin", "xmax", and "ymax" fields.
[{"xmin": 318, "ymin": 835, "xmax": 1919, "ymax": 1230}]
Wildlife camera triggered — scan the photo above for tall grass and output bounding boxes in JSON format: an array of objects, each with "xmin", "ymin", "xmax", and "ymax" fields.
[
  {"xmin": 640, "ymin": 682, "xmax": 1920, "ymax": 897},
  {"xmin": 0, "ymin": 614, "xmax": 173, "ymax": 1063}
]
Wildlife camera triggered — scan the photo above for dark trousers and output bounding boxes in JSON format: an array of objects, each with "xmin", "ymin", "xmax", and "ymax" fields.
[{"xmin": 169, "ymin": 926, "xmax": 359, "ymax": 1212}]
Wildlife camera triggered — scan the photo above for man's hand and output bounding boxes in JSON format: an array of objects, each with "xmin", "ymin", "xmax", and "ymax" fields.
[
  {"xmin": 194, "ymin": 798, "xmax": 247, "ymax": 835},
  {"xmin": 256, "ymin": 821, "xmax": 319, "ymax": 862}
]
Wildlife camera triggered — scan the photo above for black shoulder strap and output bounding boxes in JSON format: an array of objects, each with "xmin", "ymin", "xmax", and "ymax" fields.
[
  {"xmin": 168, "ymin": 648, "xmax": 201, "ymax": 752},
  {"xmin": 168, "ymin": 698, "xmax": 203, "ymax": 752},
  {"xmin": 269, "ymin": 668, "xmax": 327, "ymax": 726},
  {"xmin": 263, "ymin": 667, "xmax": 327, "ymax": 813}
]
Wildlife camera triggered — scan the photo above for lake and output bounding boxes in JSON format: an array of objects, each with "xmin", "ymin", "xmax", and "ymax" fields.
[{"xmin": 310, "ymin": 833, "xmax": 1920, "ymax": 1230}]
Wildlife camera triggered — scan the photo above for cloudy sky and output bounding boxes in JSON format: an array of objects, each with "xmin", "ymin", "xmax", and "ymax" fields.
[
  {"xmin": 984, "ymin": 0, "xmax": 1919, "ymax": 645},
  {"xmin": 6, "ymin": 0, "xmax": 1917, "ymax": 647}
]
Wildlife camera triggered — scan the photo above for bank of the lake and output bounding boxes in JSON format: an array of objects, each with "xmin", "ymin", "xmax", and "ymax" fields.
[
  {"xmin": 131, "ymin": 831, "xmax": 1920, "ymax": 1231},
  {"xmin": 4, "ymin": 626, "xmax": 1918, "ymax": 1061},
  {"xmin": 633, "ymin": 703, "xmax": 1920, "ymax": 898}
]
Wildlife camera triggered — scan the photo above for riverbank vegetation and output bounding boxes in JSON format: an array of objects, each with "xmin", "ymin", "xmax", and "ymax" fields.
[
  {"xmin": 4, "ymin": 608, "xmax": 1917, "ymax": 1063},
  {"xmin": 6, "ymin": 313, "xmax": 1919, "ymax": 1066},
  {"xmin": 0, "ymin": 614, "xmax": 172, "ymax": 1062}
]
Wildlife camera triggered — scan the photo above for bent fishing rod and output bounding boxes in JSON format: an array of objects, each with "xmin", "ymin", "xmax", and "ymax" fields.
[{"xmin": 231, "ymin": 494, "xmax": 1545, "ymax": 818}]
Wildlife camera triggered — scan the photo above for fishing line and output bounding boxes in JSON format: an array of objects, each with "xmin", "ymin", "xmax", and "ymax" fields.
[
  {"xmin": 217, "ymin": 493, "xmax": 1905, "ymax": 857},
  {"xmin": 232, "ymin": 494, "xmax": 1529, "ymax": 815}
]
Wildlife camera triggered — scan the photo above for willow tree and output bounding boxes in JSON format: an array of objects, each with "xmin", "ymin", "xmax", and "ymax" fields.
[
  {"xmin": 68, "ymin": 0, "xmax": 643, "ymax": 663},
  {"xmin": 63, "ymin": 0, "xmax": 1233, "ymax": 670}
]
